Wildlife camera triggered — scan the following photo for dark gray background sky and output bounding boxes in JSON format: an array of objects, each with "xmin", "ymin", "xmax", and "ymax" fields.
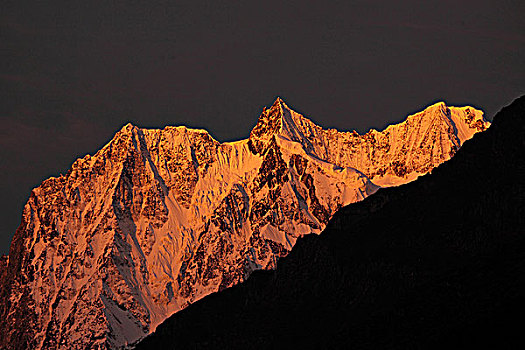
[{"xmin": 1, "ymin": 0, "xmax": 524, "ymax": 254}]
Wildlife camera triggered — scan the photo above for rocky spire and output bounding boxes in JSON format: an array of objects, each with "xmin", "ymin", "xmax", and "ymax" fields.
[{"xmin": 250, "ymin": 97, "xmax": 285, "ymax": 140}]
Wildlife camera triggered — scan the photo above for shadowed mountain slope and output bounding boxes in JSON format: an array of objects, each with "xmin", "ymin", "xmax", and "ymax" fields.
[{"xmin": 137, "ymin": 96, "xmax": 525, "ymax": 349}]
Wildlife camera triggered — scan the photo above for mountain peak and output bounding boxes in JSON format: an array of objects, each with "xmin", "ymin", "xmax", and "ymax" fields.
[
  {"xmin": 248, "ymin": 97, "xmax": 314, "ymax": 155},
  {"xmin": 120, "ymin": 122, "xmax": 137, "ymax": 132},
  {"xmin": 250, "ymin": 97, "xmax": 314, "ymax": 138},
  {"xmin": 0, "ymin": 97, "xmax": 491, "ymax": 350},
  {"xmin": 273, "ymin": 96, "xmax": 285, "ymax": 104},
  {"xmin": 249, "ymin": 97, "xmax": 287, "ymax": 141}
]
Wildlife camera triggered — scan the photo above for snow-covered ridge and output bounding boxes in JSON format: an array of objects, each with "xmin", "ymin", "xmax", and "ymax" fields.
[{"xmin": 0, "ymin": 98, "xmax": 489, "ymax": 349}]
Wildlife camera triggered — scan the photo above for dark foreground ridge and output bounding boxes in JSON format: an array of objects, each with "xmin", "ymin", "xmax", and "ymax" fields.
[{"xmin": 137, "ymin": 96, "xmax": 525, "ymax": 349}]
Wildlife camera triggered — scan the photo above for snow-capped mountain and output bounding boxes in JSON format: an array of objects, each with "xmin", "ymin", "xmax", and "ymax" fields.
[{"xmin": 0, "ymin": 98, "xmax": 489, "ymax": 349}]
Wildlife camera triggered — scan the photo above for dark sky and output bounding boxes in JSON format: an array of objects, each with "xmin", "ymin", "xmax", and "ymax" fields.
[{"xmin": 1, "ymin": 0, "xmax": 524, "ymax": 254}]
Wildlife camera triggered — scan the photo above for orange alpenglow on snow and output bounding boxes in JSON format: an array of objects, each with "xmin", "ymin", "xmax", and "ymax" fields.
[{"xmin": 0, "ymin": 98, "xmax": 489, "ymax": 349}]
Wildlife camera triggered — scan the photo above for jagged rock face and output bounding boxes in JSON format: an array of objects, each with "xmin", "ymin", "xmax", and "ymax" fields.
[{"xmin": 0, "ymin": 98, "xmax": 489, "ymax": 349}]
